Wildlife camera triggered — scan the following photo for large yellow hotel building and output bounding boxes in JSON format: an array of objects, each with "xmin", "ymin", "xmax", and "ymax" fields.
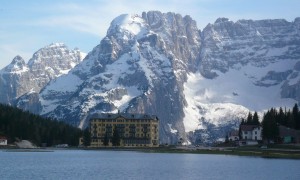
[{"xmin": 89, "ymin": 112, "xmax": 159, "ymax": 147}]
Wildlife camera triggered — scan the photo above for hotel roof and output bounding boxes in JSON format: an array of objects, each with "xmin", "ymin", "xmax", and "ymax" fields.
[{"xmin": 89, "ymin": 113, "xmax": 158, "ymax": 121}]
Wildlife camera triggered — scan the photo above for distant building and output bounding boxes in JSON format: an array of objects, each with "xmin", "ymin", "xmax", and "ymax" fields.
[
  {"xmin": 240, "ymin": 125, "xmax": 262, "ymax": 141},
  {"xmin": 239, "ymin": 125, "xmax": 262, "ymax": 146},
  {"xmin": 0, "ymin": 136, "xmax": 8, "ymax": 146},
  {"xmin": 228, "ymin": 130, "xmax": 239, "ymax": 141},
  {"xmin": 279, "ymin": 125, "xmax": 300, "ymax": 144},
  {"xmin": 89, "ymin": 113, "xmax": 159, "ymax": 147}
]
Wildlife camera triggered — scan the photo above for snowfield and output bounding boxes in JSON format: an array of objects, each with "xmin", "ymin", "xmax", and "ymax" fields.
[{"xmin": 183, "ymin": 60, "xmax": 297, "ymax": 133}]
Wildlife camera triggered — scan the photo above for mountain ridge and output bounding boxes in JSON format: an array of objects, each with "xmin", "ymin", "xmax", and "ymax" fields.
[
  {"xmin": 0, "ymin": 43, "xmax": 85, "ymax": 105},
  {"xmin": 2, "ymin": 11, "xmax": 300, "ymax": 144}
]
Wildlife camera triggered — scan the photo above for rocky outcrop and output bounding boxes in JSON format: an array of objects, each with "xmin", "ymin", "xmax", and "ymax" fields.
[
  {"xmin": 200, "ymin": 18, "xmax": 300, "ymax": 77},
  {"xmin": 0, "ymin": 56, "xmax": 31, "ymax": 104},
  {"xmin": 281, "ymin": 61, "xmax": 300, "ymax": 102},
  {"xmin": 0, "ymin": 43, "xmax": 84, "ymax": 105}
]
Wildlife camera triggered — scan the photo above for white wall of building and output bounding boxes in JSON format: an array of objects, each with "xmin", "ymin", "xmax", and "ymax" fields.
[
  {"xmin": 0, "ymin": 139, "xmax": 7, "ymax": 145},
  {"xmin": 229, "ymin": 136, "xmax": 239, "ymax": 141},
  {"xmin": 242, "ymin": 131, "xmax": 252, "ymax": 140},
  {"xmin": 241, "ymin": 126, "xmax": 262, "ymax": 141},
  {"xmin": 251, "ymin": 127, "xmax": 262, "ymax": 140}
]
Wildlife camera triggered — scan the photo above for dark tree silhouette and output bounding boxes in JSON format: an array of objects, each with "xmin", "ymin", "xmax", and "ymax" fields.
[
  {"xmin": 252, "ymin": 112, "xmax": 260, "ymax": 125},
  {"xmin": 0, "ymin": 103, "xmax": 82, "ymax": 146},
  {"xmin": 103, "ymin": 132, "xmax": 109, "ymax": 146},
  {"xmin": 83, "ymin": 128, "xmax": 91, "ymax": 146},
  {"xmin": 111, "ymin": 126, "xmax": 120, "ymax": 146}
]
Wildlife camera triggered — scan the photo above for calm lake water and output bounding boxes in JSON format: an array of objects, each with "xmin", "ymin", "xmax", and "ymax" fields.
[{"xmin": 0, "ymin": 150, "xmax": 300, "ymax": 180}]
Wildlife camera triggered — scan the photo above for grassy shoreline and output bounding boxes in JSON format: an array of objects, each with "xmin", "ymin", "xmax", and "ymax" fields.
[
  {"xmin": 150, "ymin": 148, "xmax": 300, "ymax": 159},
  {"xmin": 95, "ymin": 145, "xmax": 300, "ymax": 158},
  {"xmin": 167, "ymin": 147, "xmax": 300, "ymax": 159},
  {"xmin": 75, "ymin": 145, "xmax": 300, "ymax": 159},
  {"xmin": 2, "ymin": 145, "xmax": 300, "ymax": 159}
]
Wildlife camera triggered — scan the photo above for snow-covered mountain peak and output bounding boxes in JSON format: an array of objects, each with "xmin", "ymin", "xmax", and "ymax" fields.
[
  {"xmin": 32, "ymin": 11, "xmax": 203, "ymax": 142},
  {"xmin": 28, "ymin": 43, "xmax": 78, "ymax": 64},
  {"xmin": 107, "ymin": 14, "xmax": 148, "ymax": 39},
  {"xmin": 0, "ymin": 43, "xmax": 84, "ymax": 105},
  {"xmin": 142, "ymin": 11, "xmax": 199, "ymax": 41},
  {"xmin": 215, "ymin": 17, "xmax": 230, "ymax": 23},
  {"xmin": 45, "ymin": 42, "xmax": 66, "ymax": 48},
  {"xmin": 27, "ymin": 43, "xmax": 83, "ymax": 76},
  {"xmin": 11, "ymin": 55, "xmax": 25, "ymax": 64},
  {"xmin": 3, "ymin": 55, "xmax": 28, "ymax": 73}
]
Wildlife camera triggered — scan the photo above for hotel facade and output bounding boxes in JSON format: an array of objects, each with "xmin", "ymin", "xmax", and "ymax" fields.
[{"xmin": 89, "ymin": 113, "xmax": 159, "ymax": 147}]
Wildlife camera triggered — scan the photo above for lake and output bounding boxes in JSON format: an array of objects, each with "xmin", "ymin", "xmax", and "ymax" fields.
[{"xmin": 0, "ymin": 150, "xmax": 299, "ymax": 180}]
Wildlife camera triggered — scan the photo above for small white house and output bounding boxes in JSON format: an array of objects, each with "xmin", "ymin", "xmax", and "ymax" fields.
[
  {"xmin": 0, "ymin": 136, "xmax": 7, "ymax": 146},
  {"xmin": 228, "ymin": 130, "xmax": 239, "ymax": 141},
  {"xmin": 240, "ymin": 125, "xmax": 262, "ymax": 141}
]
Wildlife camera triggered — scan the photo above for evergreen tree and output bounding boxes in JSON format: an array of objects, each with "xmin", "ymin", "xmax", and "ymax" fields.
[
  {"xmin": 240, "ymin": 118, "xmax": 245, "ymax": 125},
  {"xmin": 0, "ymin": 103, "xmax": 82, "ymax": 146},
  {"xmin": 225, "ymin": 135, "xmax": 229, "ymax": 143},
  {"xmin": 238, "ymin": 119, "xmax": 244, "ymax": 139},
  {"xmin": 103, "ymin": 132, "xmax": 109, "ymax": 146},
  {"xmin": 112, "ymin": 126, "xmax": 120, "ymax": 146},
  {"xmin": 287, "ymin": 110, "xmax": 295, "ymax": 129},
  {"xmin": 298, "ymin": 110, "xmax": 300, "ymax": 130},
  {"xmin": 252, "ymin": 112, "xmax": 260, "ymax": 125},
  {"xmin": 246, "ymin": 112, "xmax": 253, "ymax": 125},
  {"xmin": 292, "ymin": 103, "xmax": 300, "ymax": 129},
  {"xmin": 278, "ymin": 107, "xmax": 285, "ymax": 125},
  {"xmin": 83, "ymin": 128, "xmax": 91, "ymax": 146},
  {"xmin": 262, "ymin": 113, "xmax": 269, "ymax": 139},
  {"xmin": 262, "ymin": 111, "xmax": 279, "ymax": 142}
]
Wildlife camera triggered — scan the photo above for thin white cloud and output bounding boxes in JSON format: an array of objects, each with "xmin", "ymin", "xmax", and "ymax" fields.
[{"xmin": 29, "ymin": 0, "xmax": 210, "ymax": 38}]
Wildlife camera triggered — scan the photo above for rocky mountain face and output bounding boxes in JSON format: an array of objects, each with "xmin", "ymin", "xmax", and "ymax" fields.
[
  {"xmin": 6, "ymin": 12, "xmax": 300, "ymax": 144},
  {"xmin": 24, "ymin": 12, "xmax": 201, "ymax": 143},
  {"xmin": 183, "ymin": 17, "xmax": 300, "ymax": 143},
  {"xmin": 0, "ymin": 43, "xmax": 84, "ymax": 106},
  {"xmin": 200, "ymin": 17, "xmax": 300, "ymax": 77}
]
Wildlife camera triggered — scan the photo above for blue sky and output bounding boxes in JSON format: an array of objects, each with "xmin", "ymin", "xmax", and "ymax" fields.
[{"xmin": 0, "ymin": 0, "xmax": 299, "ymax": 69}]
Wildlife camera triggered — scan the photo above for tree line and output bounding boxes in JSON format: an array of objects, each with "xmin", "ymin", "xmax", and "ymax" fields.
[
  {"xmin": 239, "ymin": 103, "xmax": 300, "ymax": 141},
  {"xmin": 0, "ymin": 103, "xmax": 83, "ymax": 147},
  {"xmin": 262, "ymin": 103, "xmax": 300, "ymax": 141},
  {"xmin": 240, "ymin": 111, "xmax": 260, "ymax": 126}
]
